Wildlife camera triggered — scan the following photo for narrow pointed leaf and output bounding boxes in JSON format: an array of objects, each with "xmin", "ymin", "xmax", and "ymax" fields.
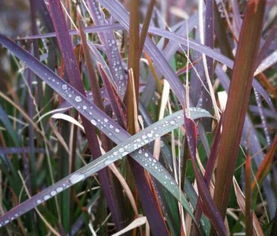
[{"xmin": 213, "ymin": 0, "xmax": 266, "ymax": 219}]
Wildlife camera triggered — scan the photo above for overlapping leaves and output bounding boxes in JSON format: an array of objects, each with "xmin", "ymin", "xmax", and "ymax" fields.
[{"xmin": 0, "ymin": 34, "xmax": 212, "ymax": 227}]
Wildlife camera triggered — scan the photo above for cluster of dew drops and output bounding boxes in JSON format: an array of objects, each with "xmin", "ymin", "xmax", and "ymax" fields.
[
  {"xmin": 90, "ymin": 0, "xmax": 126, "ymax": 97},
  {"xmin": 56, "ymin": 75, "xmax": 182, "ymax": 191},
  {"xmin": 0, "ymin": 70, "xmax": 184, "ymax": 227}
]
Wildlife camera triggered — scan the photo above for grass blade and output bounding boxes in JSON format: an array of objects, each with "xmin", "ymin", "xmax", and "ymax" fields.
[
  {"xmin": 86, "ymin": 0, "xmax": 127, "ymax": 98},
  {"xmin": 245, "ymin": 155, "xmax": 253, "ymax": 236},
  {"xmin": 252, "ymin": 135, "xmax": 277, "ymax": 190},
  {"xmin": 212, "ymin": 0, "xmax": 266, "ymax": 219}
]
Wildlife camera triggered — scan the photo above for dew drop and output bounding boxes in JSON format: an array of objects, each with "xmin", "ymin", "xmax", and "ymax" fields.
[
  {"xmin": 119, "ymin": 148, "xmax": 124, "ymax": 153},
  {"xmin": 44, "ymin": 195, "xmax": 50, "ymax": 200},
  {"xmin": 104, "ymin": 159, "xmax": 114, "ymax": 166},
  {"xmin": 50, "ymin": 191, "xmax": 56, "ymax": 196},
  {"xmin": 57, "ymin": 187, "xmax": 63, "ymax": 192},
  {"xmin": 37, "ymin": 199, "xmax": 42, "ymax": 204},
  {"xmin": 62, "ymin": 84, "xmax": 68, "ymax": 90},
  {"xmin": 83, "ymin": 105, "xmax": 87, "ymax": 110},
  {"xmin": 115, "ymin": 128, "xmax": 120, "ymax": 133},
  {"xmin": 104, "ymin": 118, "xmax": 108, "ymax": 122},
  {"xmin": 75, "ymin": 96, "xmax": 82, "ymax": 102},
  {"xmin": 69, "ymin": 173, "xmax": 85, "ymax": 184},
  {"xmin": 170, "ymin": 120, "xmax": 176, "ymax": 125},
  {"xmin": 90, "ymin": 119, "xmax": 97, "ymax": 126}
]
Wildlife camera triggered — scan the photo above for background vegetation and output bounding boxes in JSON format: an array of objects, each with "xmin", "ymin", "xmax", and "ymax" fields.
[{"xmin": 0, "ymin": 0, "xmax": 276, "ymax": 235}]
